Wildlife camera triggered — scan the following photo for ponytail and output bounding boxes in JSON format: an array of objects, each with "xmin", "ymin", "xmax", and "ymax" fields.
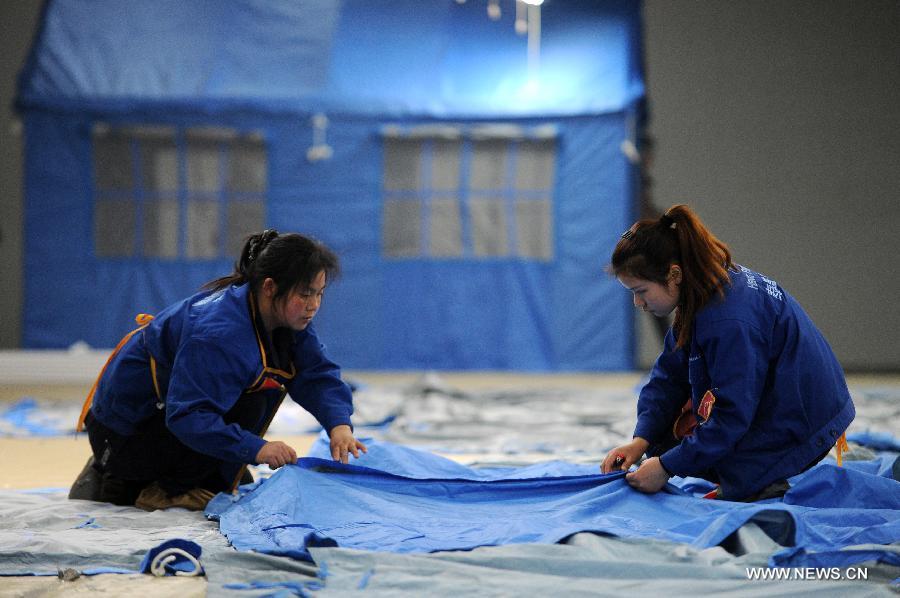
[
  {"xmin": 204, "ymin": 230, "xmax": 339, "ymax": 301},
  {"xmin": 611, "ymin": 204, "xmax": 734, "ymax": 349},
  {"xmin": 204, "ymin": 230, "xmax": 280, "ymax": 292}
]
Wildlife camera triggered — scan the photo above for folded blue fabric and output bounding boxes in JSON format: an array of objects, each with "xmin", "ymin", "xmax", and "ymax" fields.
[
  {"xmin": 217, "ymin": 459, "xmax": 633, "ymax": 561},
  {"xmin": 139, "ymin": 539, "xmax": 203, "ymax": 577},
  {"xmin": 785, "ymin": 463, "xmax": 900, "ymax": 510},
  {"xmin": 843, "ymin": 454, "xmax": 899, "ymax": 479}
]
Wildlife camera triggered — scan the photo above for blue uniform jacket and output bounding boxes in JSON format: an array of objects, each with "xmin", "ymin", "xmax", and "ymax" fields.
[
  {"xmin": 634, "ymin": 266, "xmax": 855, "ymax": 500},
  {"xmin": 90, "ymin": 283, "xmax": 354, "ymax": 466}
]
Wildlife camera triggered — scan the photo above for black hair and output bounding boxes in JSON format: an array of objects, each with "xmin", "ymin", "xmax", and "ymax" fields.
[{"xmin": 204, "ymin": 230, "xmax": 340, "ymax": 301}]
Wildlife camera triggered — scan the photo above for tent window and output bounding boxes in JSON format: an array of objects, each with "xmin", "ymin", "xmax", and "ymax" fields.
[
  {"xmin": 143, "ymin": 199, "xmax": 179, "ymax": 258},
  {"xmin": 383, "ymin": 199, "xmax": 421, "ymax": 257},
  {"xmin": 470, "ymin": 139, "xmax": 508, "ymax": 191},
  {"xmin": 141, "ymin": 137, "xmax": 179, "ymax": 258},
  {"xmin": 92, "ymin": 125, "xmax": 267, "ymax": 260},
  {"xmin": 429, "ymin": 139, "xmax": 463, "ymax": 257},
  {"xmin": 384, "ymin": 139, "xmax": 422, "ymax": 191},
  {"xmin": 470, "ymin": 197, "xmax": 507, "ymax": 257},
  {"xmin": 383, "ymin": 138, "xmax": 463, "ymax": 258},
  {"xmin": 142, "ymin": 139, "xmax": 179, "ymax": 192},
  {"xmin": 514, "ymin": 139, "xmax": 555, "ymax": 260},
  {"xmin": 229, "ymin": 144, "xmax": 267, "ymax": 193},
  {"xmin": 93, "ymin": 129, "xmax": 138, "ymax": 257},
  {"xmin": 94, "ymin": 133, "xmax": 134, "ymax": 191},
  {"xmin": 382, "ymin": 130, "xmax": 555, "ymax": 260},
  {"xmin": 94, "ymin": 200, "xmax": 136, "ymax": 257}
]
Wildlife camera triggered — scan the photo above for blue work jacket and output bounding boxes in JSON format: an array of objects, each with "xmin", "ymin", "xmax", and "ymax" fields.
[
  {"xmin": 90, "ymin": 283, "xmax": 354, "ymax": 466},
  {"xmin": 634, "ymin": 266, "xmax": 855, "ymax": 500}
]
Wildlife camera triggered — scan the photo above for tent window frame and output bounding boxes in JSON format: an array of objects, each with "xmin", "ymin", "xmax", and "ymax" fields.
[
  {"xmin": 381, "ymin": 124, "xmax": 557, "ymax": 262},
  {"xmin": 91, "ymin": 124, "xmax": 267, "ymax": 261}
]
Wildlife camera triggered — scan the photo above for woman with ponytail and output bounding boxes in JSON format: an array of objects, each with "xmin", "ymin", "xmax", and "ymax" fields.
[
  {"xmin": 70, "ymin": 231, "xmax": 366, "ymax": 511},
  {"xmin": 601, "ymin": 206, "xmax": 854, "ymax": 501}
]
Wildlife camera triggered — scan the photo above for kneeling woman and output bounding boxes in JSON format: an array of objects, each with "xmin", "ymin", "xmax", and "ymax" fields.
[
  {"xmin": 601, "ymin": 205, "xmax": 854, "ymax": 501},
  {"xmin": 70, "ymin": 231, "xmax": 366, "ymax": 510}
]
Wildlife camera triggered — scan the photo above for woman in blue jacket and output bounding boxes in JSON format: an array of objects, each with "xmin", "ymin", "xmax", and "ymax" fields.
[
  {"xmin": 601, "ymin": 205, "xmax": 854, "ymax": 501},
  {"xmin": 70, "ymin": 230, "xmax": 366, "ymax": 510}
]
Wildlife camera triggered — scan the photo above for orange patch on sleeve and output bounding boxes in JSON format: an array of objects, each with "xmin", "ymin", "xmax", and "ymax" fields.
[{"xmin": 698, "ymin": 389, "xmax": 716, "ymax": 422}]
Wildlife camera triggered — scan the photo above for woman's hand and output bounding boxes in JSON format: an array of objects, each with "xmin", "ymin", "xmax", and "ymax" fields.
[
  {"xmin": 329, "ymin": 424, "xmax": 368, "ymax": 464},
  {"xmin": 625, "ymin": 456, "xmax": 671, "ymax": 493},
  {"xmin": 601, "ymin": 437, "xmax": 650, "ymax": 473},
  {"xmin": 255, "ymin": 440, "xmax": 298, "ymax": 469}
]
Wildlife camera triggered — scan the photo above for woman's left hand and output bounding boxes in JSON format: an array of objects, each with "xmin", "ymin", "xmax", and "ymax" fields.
[
  {"xmin": 329, "ymin": 424, "xmax": 368, "ymax": 464},
  {"xmin": 624, "ymin": 457, "xmax": 671, "ymax": 493}
]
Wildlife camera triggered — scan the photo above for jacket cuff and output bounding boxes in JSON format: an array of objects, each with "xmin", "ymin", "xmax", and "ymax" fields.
[
  {"xmin": 633, "ymin": 421, "xmax": 660, "ymax": 445},
  {"xmin": 240, "ymin": 434, "xmax": 268, "ymax": 465},
  {"xmin": 325, "ymin": 417, "xmax": 353, "ymax": 434},
  {"xmin": 659, "ymin": 447, "xmax": 689, "ymax": 478},
  {"xmin": 657, "ymin": 456, "xmax": 673, "ymax": 477}
]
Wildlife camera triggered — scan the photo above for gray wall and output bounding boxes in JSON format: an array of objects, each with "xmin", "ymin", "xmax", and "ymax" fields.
[
  {"xmin": 640, "ymin": 0, "xmax": 900, "ymax": 371},
  {"xmin": 0, "ymin": 0, "xmax": 42, "ymax": 348},
  {"xmin": 1, "ymin": 1, "xmax": 898, "ymax": 370}
]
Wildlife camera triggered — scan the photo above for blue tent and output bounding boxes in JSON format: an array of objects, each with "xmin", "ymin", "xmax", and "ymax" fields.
[{"xmin": 16, "ymin": 0, "xmax": 645, "ymax": 370}]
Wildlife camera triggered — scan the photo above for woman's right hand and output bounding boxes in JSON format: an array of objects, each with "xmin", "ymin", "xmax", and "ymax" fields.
[
  {"xmin": 255, "ymin": 440, "xmax": 298, "ymax": 469},
  {"xmin": 601, "ymin": 437, "xmax": 650, "ymax": 474}
]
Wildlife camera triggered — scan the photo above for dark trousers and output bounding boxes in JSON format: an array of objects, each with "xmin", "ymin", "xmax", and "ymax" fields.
[{"xmin": 85, "ymin": 397, "xmax": 266, "ymax": 505}]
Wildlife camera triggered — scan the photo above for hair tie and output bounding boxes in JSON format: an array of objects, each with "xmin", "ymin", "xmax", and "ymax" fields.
[
  {"xmin": 247, "ymin": 229, "xmax": 279, "ymax": 263},
  {"xmin": 660, "ymin": 214, "xmax": 675, "ymax": 229},
  {"xmin": 247, "ymin": 239, "xmax": 260, "ymax": 263},
  {"xmin": 259, "ymin": 229, "xmax": 279, "ymax": 249}
]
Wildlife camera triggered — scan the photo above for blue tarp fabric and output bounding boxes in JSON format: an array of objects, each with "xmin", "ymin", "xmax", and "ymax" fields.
[
  {"xmin": 849, "ymin": 430, "xmax": 900, "ymax": 452},
  {"xmin": 784, "ymin": 463, "xmax": 900, "ymax": 510},
  {"xmin": 208, "ymin": 438, "xmax": 900, "ymax": 569},
  {"xmin": 0, "ymin": 398, "xmax": 70, "ymax": 436},
  {"xmin": 18, "ymin": 0, "xmax": 643, "ymax": 118}
]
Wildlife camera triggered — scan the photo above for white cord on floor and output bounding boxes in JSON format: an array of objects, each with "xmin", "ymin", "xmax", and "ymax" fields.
[{"xmin": 148, "ymin": 547, "xmax": 203, "ymax": 577}]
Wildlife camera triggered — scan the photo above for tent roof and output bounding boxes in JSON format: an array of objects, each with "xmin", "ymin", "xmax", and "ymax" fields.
[{"xmin": 17, "ymin": 0, "xmax": 644, "ymax": 118}]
